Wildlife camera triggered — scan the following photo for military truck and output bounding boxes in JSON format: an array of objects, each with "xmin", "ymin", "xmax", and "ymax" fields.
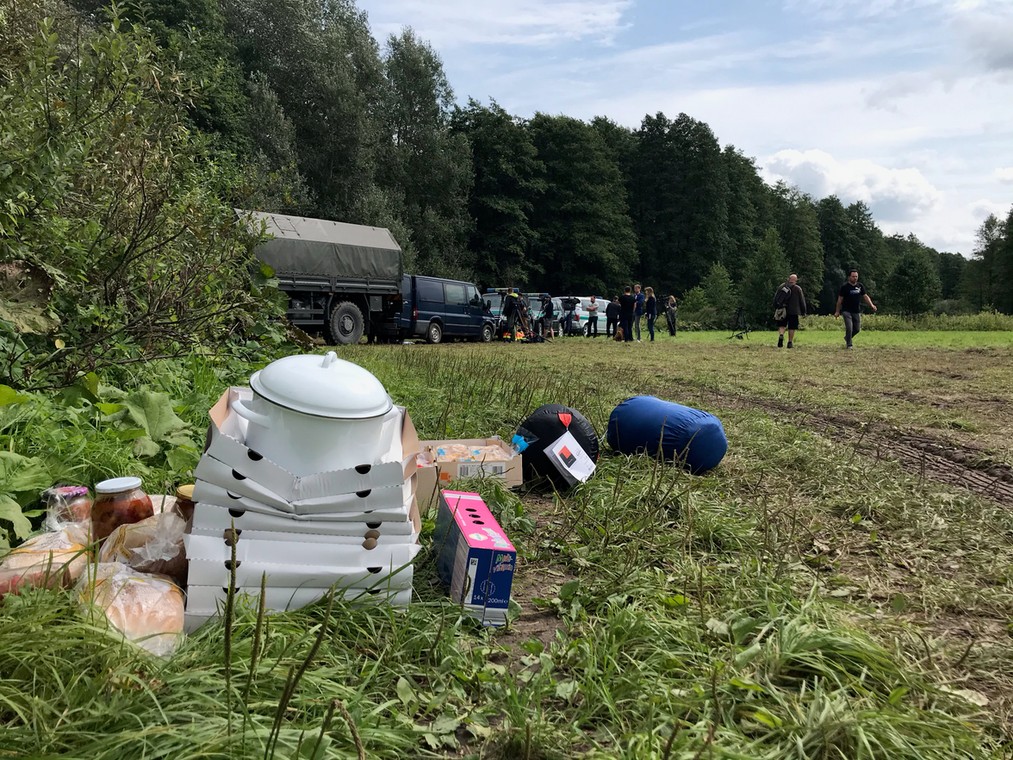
[{"xmin": 239, "ymin": 209, "xmax": 403, "ymax": 344}]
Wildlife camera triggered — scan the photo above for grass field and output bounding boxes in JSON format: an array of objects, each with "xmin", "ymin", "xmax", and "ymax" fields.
[{"xmin": 3, "ymin": 330, "xmax": 1013, "ymax": 758}]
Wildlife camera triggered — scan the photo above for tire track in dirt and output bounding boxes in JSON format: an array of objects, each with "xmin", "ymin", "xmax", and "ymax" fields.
[{"xmin": 697, "ymin": 388, "xmax": 1013, "ymax": 506}]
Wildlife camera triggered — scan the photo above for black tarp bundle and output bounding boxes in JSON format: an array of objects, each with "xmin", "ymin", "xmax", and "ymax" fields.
[{"xmin": 515, "ymin": 404, "xmax": 599, "ymax": 489}]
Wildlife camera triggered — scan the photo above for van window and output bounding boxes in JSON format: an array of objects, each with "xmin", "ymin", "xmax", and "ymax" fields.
[
  {"xmin": 418, "ymin": 279, "xmax": 443, "ymax": 303},
  {"xmin": 444, "ymin": 283, "xmax": 467, "ymax": 305}
]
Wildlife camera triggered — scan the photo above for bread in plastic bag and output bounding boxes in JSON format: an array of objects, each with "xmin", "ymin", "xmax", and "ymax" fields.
[
  {"xmin": 0, "ymin": 530, "xmax": 89, "ymax": 598},
  {"xmin": 99, "ymin": 511, "xmax": 187, "ymax": 585},
  {"xmin": 78, "ymin": 562, "xmax": 184, "ymax": 656}
]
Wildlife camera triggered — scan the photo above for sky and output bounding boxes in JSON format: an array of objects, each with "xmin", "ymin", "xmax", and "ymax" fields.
[{"xmin": 357, "ymin": 0, "xmax": 1013, "ymax": 256}]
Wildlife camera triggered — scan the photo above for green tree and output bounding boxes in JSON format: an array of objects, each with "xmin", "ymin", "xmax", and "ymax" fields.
[
  {"xmin": 0, "ymin": 5, "xmax": 281, "ymax": 388},
  {"xmin": 723, "ymin": 147, "xmax": 774, "ymax": 278},
  {"xmin": 451, "ymin": 100, "xmax": 545, "ymax": 288},
  {"xmin": 526, "ymin": 114, "xmax": 636, "ymax": 294},
  {"xmin": 816, "ymin": 196, "xmax": 861, "ymax": 311},
  {"xmin": 771, "ymin": 184, "xmax": 824, "ymax": 310},
  {"xmin": 628, "ymin": 113, "xmax": 729, "ymax": 293},
  {"xmin": 378, "ymin": 29, "xmax": 473, "ymax": 278},
  {"xmin": 961, "ymin": 214, "xmax": 1005, "ymax": 311},
  {"xmin": 738, "ymin": 228, "xmax": 790, "ymax": 328},
  {"xmin": 884, "ymin": 250, "xmax": 941, "ymax": 315}
]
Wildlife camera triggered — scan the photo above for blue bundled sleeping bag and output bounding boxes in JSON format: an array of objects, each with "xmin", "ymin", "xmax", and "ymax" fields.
[{"xmin": 607, "ymin": 396, "xmax": 728, "ymax": 474}]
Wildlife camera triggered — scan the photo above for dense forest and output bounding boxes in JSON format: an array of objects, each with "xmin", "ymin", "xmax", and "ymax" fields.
[{"xmin": 2, "ymin": 0, "xmax": 1013, "ymax": 386}]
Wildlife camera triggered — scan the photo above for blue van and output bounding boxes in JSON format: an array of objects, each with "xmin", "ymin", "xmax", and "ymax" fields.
[{"xmin": 400, "ymin": 274, "xmax": 495, "ymax": 343}]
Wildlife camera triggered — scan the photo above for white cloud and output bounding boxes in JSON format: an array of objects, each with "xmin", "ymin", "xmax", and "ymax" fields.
[
  {"xmin": 762, "ymin": 149, "xmax": 942, "ymax": 222},
  {"xmin": 951, "ymin": 3, "xmax": 1013, "ymax": 72},
  {"xmin": 995, "ymin": 167, "xmax": 1013, "ymax": 183},
  {"xmin": 359, "ymin": 0, "xmax": 632, "ymax": 48}
]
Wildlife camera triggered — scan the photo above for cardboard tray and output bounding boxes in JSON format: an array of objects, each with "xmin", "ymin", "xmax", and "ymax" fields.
[
  {"xmin": 194, "ymin": 458, "xmax": 415, "ymax": 515},
  {"xmin": 192, "ymin": 474, "xmax": 416, "ymax": 518},
  {"xmin": 184, "ymin": 533, "xmax": 418, "ymax": 588},
  {"xmin": 185, "ymin": 585, "xmax": 413, "ymax": 615},
  {"xmin": 204, "ymin": 387, "xmax": 419, "ymax": 498},
  {"xmin": 189, "ymin": 494, "xmax": 420, "ymax": 536}
]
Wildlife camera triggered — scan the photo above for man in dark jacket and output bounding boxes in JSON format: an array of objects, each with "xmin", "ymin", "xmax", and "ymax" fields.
[
  {"xmin": 619, "ymin": 286, "xmax": 636, "ymax": 342},
  {"xmin": 605, "ymin": 296, "xmax": 620, "ymax": 337},
  {"xmin": 773, "ymin": 274, "xmax": 807, "ymax": 348}
]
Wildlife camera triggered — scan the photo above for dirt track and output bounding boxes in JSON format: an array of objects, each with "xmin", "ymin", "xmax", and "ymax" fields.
[{"xmin": 699, "ymin": 387, "xmax": 1013, "ymax": 507}]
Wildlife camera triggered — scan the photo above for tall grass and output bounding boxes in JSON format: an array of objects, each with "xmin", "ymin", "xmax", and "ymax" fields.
[
  {"xmin": 801, "ymin": 311, "xmax": 1013, "ymax": 332},
  {"xmin": 2, "ymin": 340, "xmax": 1011, "ymax": 757}
]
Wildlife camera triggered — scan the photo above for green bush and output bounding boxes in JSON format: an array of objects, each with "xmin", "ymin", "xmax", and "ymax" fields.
[{"xmin": 800, "ymin": 311, "xmax": 1013, "ymax": 332}]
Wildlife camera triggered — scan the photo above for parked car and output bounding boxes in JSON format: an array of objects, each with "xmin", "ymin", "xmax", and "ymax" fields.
[{"xmin": 400, "ymin": 275, "xmax": 495, "ymax": 343}]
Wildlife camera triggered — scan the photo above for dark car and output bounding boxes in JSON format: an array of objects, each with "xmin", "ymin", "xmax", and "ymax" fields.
[{"xmin": 401, "ymin": 275, "xmax": 495, "ymax": 343}]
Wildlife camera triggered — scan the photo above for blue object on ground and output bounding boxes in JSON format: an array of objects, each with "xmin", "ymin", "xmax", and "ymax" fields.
[{"xmin": 606, "ymin": 395, "xmax": 728, "ymax": 474}]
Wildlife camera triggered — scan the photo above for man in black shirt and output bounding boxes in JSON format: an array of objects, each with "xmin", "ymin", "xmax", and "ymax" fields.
[
  {"xmin": 619, "ymin": 286, "xmax": 636, "ymax": 343},
  {"xmin": 605, "ymin": 296, "xmax": 620, "ymax": 337},
  {"xmin": 834, "ymin": 269, "xmax": 877, "ymax": 349},
  {"xmin": 772, "ymin": 273, "xmax": 806, "ymax": 348}
]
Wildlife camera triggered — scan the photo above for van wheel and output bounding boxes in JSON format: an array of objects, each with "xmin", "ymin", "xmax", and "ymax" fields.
[
  {"xmin": 426, "ymin": 321, "xmax": 443, "ymax": 344},
  {"xmin": 329, "ymin": 301, "xmax": 364, "ymax": 345},
  {"xmin": 480, "ymin": 323, "xmax": 493, "ymax": 343}
]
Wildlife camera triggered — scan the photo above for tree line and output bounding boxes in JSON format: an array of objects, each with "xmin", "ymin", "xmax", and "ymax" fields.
[{"xmin": 2, "ymin": 0, "xmax": 1012, "ymax": 384}]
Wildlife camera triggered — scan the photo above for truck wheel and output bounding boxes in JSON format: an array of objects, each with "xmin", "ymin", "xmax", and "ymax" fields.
[
  {"xmin": 329, "ymin": 301, "xmax": 364, "ymax": 345},
  {"xmin": 426, "ymin": 321, "xmax": 443, "ymax": 344},
  {"xmin": 480, "ymin": 323, "xmax": 493, "ymax": 343}
]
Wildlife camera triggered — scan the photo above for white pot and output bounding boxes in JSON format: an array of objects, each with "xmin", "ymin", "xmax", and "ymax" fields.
[{"xmin": 230, "ymin": 352, "xmax": 394, "ymax": 475}]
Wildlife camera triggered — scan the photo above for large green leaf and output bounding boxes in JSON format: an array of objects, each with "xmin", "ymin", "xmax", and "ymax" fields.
[
  {"xmin": 0, "ymin": 495, "xmax": 33, "ymax": 540},
  {"xmin": 0, "ymin": 451, "xmax": 52, "ymax": 495},
  {"xmin": 122, "ymin": 390, "xmax": 188, "ymax": 443},
  {"xmin": 0, "ymin": 452, "xmax": 51, "ymax": 541}
]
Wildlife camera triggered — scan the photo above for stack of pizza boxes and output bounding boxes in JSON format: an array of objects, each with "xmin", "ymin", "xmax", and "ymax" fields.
[{"xmin": 183, "ymin": 386, "xmax": 420, "ymax": 631}]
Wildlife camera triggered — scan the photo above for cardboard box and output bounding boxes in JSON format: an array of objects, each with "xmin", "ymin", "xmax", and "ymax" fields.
[
  {"xmin": 204, "ymin": 387, "xmax": 419, "ymax": 500},
  {"xmin": 185, "ymin": 585, "xmax": 412, "ymax": 614},
  {"xmin": 434, "ymin": 490, "xmax": 516, "ymax": 623},
  {"xmin": 416, "ymin": 437, "xmax": 522, "ymax": 512},
  {"xmin": 189, "ymin": 494, "xmax": 420, "ymax": 536},
  {"xmin": 184, "ymin": 533, "xmax": 419, "ymax": 588},
  {"xmin": 194, "ymin": 458, "xmax": 415, "ymax": 515}
]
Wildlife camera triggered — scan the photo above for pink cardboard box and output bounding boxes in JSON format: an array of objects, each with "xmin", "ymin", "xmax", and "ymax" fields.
[{"xmin": 434, "ymin": 490, "xmax": 516, "ymax": 623}]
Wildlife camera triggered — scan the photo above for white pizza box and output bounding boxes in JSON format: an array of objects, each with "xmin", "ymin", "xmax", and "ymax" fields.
[
  {"xmin": 185, "ymin": 585, "xmax": 413, "ymax": 615},
  {"xmin": 194, "ymin": 457, "xmax": 414, "ymax": 515},
  {"xmin": 204, "ymin": 387, "xmax": 418, "ymax": 497},
  {"xmin": 191, "ymin": 479, "xmax": 418, "ymax": 525},
  {"xmin": 189, "ymin": 525, "xmax": 418, "ymax": 546},
  {"xmin": 184, "ymin": 533, "xmax": 419, "ymax": 587},
  {"xmin": 189, "ymin": 494, "xmax": 419, "ymax": 536}
]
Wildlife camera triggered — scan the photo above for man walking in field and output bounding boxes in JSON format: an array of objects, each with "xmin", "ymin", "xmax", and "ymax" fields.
[
  {"xmin": 834, "ymin": 269, "xmax": 877, "ymax": 349},
  {"xmin": 773, "ymin": 274, "xmax": 806, "ymax": 348}
]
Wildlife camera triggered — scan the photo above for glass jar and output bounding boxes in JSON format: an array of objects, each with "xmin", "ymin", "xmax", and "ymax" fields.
[
  {"xmin": 45, "ymin": 485, "xmax": 93, "ymax": 524},
  {"xmin": 174, "ymin": 484, "xmax": 196, "ymax": 523},
  {"xmin": 92, "ymin": 477, "xmax": 154, "ymax": 542}
]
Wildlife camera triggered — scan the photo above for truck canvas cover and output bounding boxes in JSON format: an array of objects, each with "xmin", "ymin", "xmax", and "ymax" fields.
[{"xmin": 238, "ymin": 209, "xmax": 402, "ymax": 281}]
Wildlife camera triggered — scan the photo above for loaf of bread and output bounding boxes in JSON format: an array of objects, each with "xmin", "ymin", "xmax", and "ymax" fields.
[
  {"xmin": 78, "ymin": 563, "xmax": 184, "ymax": 656},
  {"xmin": 0, "ymin": 531, "xmax": 89, "ymax": 597}
]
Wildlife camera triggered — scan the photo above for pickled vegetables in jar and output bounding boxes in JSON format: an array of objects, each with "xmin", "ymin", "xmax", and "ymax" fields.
[{"xmin": 92, "ymin": 477, "xmax": 154, "ymax": 543}]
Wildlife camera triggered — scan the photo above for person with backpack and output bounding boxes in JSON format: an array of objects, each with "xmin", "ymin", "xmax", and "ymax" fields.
[{"xmin": 773, "ymin": 274, "xmax": 806, "ymax": 348}]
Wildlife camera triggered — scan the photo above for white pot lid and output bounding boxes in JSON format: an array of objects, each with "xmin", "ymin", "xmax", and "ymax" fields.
[{"xmin": 249, "ymin": 352, "xmax": 393, "ymax": 419}]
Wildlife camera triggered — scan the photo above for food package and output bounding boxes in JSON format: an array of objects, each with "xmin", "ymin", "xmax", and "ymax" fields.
[
  {"xmin": 0, "ymin": 530, "xmax": 89, "ymax": 598},
  {"xmin": 427, "ymin": 444, "xmax": 510, "ymax": 463},
  {"xmin": 78, "ymin": 563, "xmax": 184, "ymax": 656},
  {"xmin": 98, "ymin": 511, "xmax": 187, "ymax": 586}
]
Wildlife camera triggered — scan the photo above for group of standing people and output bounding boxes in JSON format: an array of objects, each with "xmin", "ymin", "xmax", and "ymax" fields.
[
  {"xmin": 600, "ymin": 284, "xmax": 678, "ymax": 343},
  {"xmin": 772, "ymin": 269, "xmax": 877, "ymax": 349}
]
